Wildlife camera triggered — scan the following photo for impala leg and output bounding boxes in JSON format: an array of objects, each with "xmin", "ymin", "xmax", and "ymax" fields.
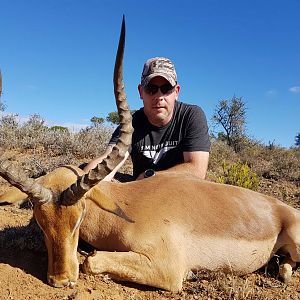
[
  {"xmin": 278, "ymin": 220, "xmax": 300, "ymax": 283},
  {"xmin": 82, "ymin": 250, "xmax": 185, "ymax": 292}
]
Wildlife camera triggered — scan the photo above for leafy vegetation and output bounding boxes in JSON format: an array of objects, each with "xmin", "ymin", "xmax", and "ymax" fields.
[
  {"xmin": 217, "ymin": 160, "xmax": 259, "ymax": 190},
  {"xmin": 49, "ymin": 125, "xmax": 69, "ymax": 133},
  {"xmin": 90, "ymin": 116, "xmax": 105, "ymax": 127}
]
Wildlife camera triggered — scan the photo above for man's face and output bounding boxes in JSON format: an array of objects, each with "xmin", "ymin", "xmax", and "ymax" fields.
[{"xmin": 138, "ymin": 76, "xmax": 180, "ymax": 127}]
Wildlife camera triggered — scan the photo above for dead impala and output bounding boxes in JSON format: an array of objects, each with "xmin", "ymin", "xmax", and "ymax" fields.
[{"xmin": 1, "ymin": 17, "xmax": 300, "ymax": 293}]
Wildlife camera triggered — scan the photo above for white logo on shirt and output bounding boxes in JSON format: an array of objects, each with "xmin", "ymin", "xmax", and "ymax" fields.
[{"xmin": 141, "ymin": 142, "xmax": 178, "ymax": 164}]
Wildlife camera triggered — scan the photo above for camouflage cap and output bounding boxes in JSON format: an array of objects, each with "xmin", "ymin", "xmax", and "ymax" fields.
[{"xmin": 141, "ymin": 57, "xmax": 177, "ymax": 87}]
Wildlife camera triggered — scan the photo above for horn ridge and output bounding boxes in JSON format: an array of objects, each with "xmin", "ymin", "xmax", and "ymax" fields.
[
  {"xmin": 60, "ymin": 16, "xmax": 133, "ymax": 206},
  {"xmin": 0, "ymin": 160, "xmax": 52, "ymax": 203}
]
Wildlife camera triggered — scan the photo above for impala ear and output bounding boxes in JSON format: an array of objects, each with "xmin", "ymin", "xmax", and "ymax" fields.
[
  {"xmin": 0, "ymin": 186, "xmax": 28, "ymax": 204},
  {"xmin": 85, "ymin": 186, "xmax": 134, "ymax": 223}
]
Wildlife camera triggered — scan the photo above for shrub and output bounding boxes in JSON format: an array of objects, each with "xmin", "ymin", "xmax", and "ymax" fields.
[
  {"xmin": 49, "ymin": 126, "xmax": 69, "ymax": 133},
  {"xmin": 239, "ymin": 144, "xmax": 300, "ymax": 183},
  {"xmin": 208, "ymin": 139, "xmax": 238, "ymax": 176},
  {"xmin": 217, "ymin": 161, "xmax": 259, "ymax": 190},
  {"xmin": 0, "ymin": 114, "xmax": 114, "ymax": 177}
]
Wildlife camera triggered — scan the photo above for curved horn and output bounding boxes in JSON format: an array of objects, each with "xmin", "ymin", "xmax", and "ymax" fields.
[
  {"xmin": 0, "ymin": 160, "xmax": 52, "ymax": 203},
  {"xmin": 60, "ymin": 15, "xmax": 133, "ymax": 205}
]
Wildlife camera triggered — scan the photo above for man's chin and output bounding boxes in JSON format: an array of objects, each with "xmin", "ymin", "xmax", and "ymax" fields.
[
  {"xmin": 150, "ymin": 114, "xmax": 171, "ymax": 126},
  {"xmin": 153, "ymin": 111, "xmax": 166, "ymax": 119}
]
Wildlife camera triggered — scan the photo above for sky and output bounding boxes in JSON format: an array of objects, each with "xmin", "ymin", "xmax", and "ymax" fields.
[{"xmin": 0, "ymin": 0, "xmax": 299, "ymax": 148}]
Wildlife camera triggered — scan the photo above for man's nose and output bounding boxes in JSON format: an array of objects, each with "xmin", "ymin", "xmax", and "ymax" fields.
[{"xmin": 154, "ymin": 89, "xmax": 164, "ymax": 100}]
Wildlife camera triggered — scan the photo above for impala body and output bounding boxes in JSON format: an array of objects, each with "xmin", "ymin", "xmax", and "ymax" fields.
[
  {"xmin": 1, "ymin": 165, "xmax": 300, "ymax": 291},
  {"xmin": 1, "ymin": 17, "xmax": 300, "ymax": 292}
]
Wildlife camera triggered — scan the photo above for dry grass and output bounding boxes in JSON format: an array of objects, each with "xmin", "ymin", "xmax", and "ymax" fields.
[
  {"xmin": 0, "ymin": 114, "xmax": 114, "ymax": 177},
  {"xmin": 209, "ymin": 139, "xmax": 300, "ymax": 183},
  {"xmin": 208, "ymin": 139, "xmax": 300, "ymax": 204}
]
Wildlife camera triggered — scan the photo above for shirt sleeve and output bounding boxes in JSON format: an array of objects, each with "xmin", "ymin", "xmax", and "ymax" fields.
[{"xmin": 182, "ymin": 105, "xmax": 210, "ymax": 152}]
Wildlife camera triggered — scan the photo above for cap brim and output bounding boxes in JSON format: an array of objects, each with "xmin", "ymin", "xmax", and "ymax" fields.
[{"xmin": 142, "ymin": 73, "xmax": 176, "ymax": 87}]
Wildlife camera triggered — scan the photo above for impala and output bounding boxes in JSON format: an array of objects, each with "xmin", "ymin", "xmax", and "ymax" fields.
[{"xmin": 1, "ymin": 17, "xmax": 300, "ymax": 292}]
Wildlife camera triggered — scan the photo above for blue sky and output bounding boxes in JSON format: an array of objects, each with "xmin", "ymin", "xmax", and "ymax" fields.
[{"xmin": 0, "ymin": 0, "xmax": 299, "ymax": 148}]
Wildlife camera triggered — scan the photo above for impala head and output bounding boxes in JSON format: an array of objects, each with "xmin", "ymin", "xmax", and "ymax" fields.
[
  {"xmin": 0, "ymin": 16, "xmax": 133, "ymax": 288},
  {"xmin": 32, "ymin": 168, "xmax": 86, "ymax": 287}
]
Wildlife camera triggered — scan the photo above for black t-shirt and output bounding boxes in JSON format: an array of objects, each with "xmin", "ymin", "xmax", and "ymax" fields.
[{"xmin": 109, "ymin": 101, "xmax": 210, "ymax": 179}]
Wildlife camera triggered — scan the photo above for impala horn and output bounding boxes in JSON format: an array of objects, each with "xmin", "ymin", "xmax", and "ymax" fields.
[
  {"xmin": 60, "ymin": 15, "xmax": 133, "ymax": 205},
  {"xmin": 0, "ymin": 160, "xmax": 52, "ymax": 204}
]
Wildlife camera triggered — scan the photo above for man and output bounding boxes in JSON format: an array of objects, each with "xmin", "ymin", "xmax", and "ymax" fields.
[{"xmin": 84, "ymin": 57, "xmax": 210, "ymax": 180}]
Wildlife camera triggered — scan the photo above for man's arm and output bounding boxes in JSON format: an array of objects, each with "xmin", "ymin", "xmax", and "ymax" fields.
[
  {"xmin": 167, "ymin": 151, "xmax": 209, "ymax": 179},
  {"xmin": 168, "ymin": 105, "xmax": 210, "ymax": 179},
  {"xmin": 162, "ymin": 151, "xmax": 209, "ymax": 179},
  {"xmin": 137, "ymin": 151, "xmax": 209, "ymax": 180}
]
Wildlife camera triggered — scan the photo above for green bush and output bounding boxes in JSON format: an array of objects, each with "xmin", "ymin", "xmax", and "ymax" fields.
[
  {"xmin": 217, "ymin": 161, "xmax": 259, "ymax": 190},
  {"xmin": 49, "ymin": 125, "xmax": 69, "ymax": 133}
]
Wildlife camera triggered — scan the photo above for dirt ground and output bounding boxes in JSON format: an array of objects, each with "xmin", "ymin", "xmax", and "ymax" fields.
[{"xmin": 1, "ymin": 179, "xmax": 300, "ymax": 299}]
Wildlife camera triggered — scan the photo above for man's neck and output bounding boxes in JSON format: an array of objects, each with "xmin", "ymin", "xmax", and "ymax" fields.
[{"xmin": 147, "ymin": 114, "xmax": 173, "ymax": 127}]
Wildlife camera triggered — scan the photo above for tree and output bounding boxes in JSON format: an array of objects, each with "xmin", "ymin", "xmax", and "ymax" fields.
[
  {"xmin": 295, "ymin": 133, "xmax": 300, "ymax": 147},
  {"xmin": 106, "ymin": 110, "xmax": 137, "ymax": 125},
  {"xmin": 90, "ymin": 116, "xmax": 104, "ymax": 127},
  {"xmin": 50, "ymin": 125, "xmax": 69, "ymax": 133},
  {"xmin": 217, "ymin": 131, "xmax": 227, "ymax": 142},
  {"xmin": 212, "ymin": 96, "xmax": 247, "ymax": 152},
  {"xmin": 106, "ymin": 111, "xmax": 120, "ymax": 125}
]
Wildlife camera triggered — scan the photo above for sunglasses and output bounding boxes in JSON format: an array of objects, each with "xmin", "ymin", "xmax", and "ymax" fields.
[{"xmin": 144, "ymin": 83, "xmax": 175, "ymax": 95}]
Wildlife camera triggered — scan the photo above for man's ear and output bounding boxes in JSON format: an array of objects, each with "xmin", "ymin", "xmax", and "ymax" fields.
[
  {"xmin": 175, "ymin": 84, "xmax": 181, "ymax": 98},
  {"xmin": 138, "ymin": 84, "xmax": 143, "ymax": 99}
]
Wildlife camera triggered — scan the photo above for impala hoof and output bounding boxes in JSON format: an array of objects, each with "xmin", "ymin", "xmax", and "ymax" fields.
[
  {"xmin": 279, "ymin": 263, "xmax": 293, "ymax": 283},
  {"xmin": 82, "ymin": 256, "xmax": 94, "ymax": 274},
  {"xmin": 82, "ymin": 251, "xmax": 102, "ymax": 275}
]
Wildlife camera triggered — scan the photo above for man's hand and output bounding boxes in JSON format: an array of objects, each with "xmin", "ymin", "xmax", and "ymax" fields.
[{"xmin": 136, "ymin": 172, "xmax": 145, "ymax": 180}]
